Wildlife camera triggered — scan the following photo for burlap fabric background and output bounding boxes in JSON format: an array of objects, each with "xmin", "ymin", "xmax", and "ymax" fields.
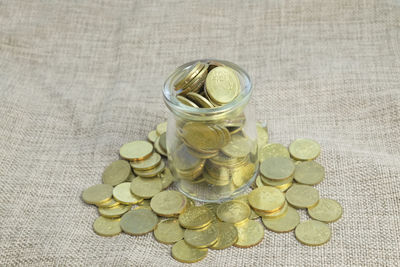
[{"xmin": 1, "ymin": 0, "xmax": 399, "ymax": 266}]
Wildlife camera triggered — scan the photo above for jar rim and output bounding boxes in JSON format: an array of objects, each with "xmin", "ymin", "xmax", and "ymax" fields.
[{"xmin": 163, "ymin": 59, "xmax": 253, "ymax": 117}]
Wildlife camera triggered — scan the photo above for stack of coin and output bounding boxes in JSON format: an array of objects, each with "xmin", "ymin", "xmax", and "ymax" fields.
[
  {"xmin": 147, "ymin": 121, "xmax": 168, "ymax": 157},
  {"xmin": 256, "ymin": 157, "xmax": 295, "ymax": 192}
]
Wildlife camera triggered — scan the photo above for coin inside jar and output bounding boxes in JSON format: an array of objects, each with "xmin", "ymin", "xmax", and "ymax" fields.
[
  {"xmin": 181, "ymin": 122, "xmax": 223, "ymax": 152},
  {"xmin": 221, "ymin": 134, "xmax": 251, "ymax": 158}
]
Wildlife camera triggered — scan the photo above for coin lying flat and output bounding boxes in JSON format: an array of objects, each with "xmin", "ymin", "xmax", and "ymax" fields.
[
  {"xmin": 120, "ymin": 209, "xmax": 158, "ymax": 235},
  {"xmin": 150, "ymin": 190, "xmax": 187, "ymax": 217},
  {"xmin": 82, "ymin": 184, "xmax": 113, "ymax": 205},
  {"xmin": 210, "ymin": 222, "xmax": 238, "ymax": 250},
  {"xmin": 102, "ymin": 160, "xmax": 131, "ymax": 186},
  {"xmin": 261, "ymin": 175, "xmax": 293, "ymax": 187},
  {"xmin": 262, "ymin": 206, "xmax": 300, "ymax": 233},
  {"xmin": 205, "ymin": 66, "xmax": 240, "ymax": 105},
  {"xmin": 174, "ymin": 62, "xmax": 204, "ymax": 91},
  {"xmin": 98, "ymin": 204, "xmax": 131, "ymax": 218},
  {"xmin": 216, "ymin": 200, "xmax": 251, "ymax": 225},
  {"xmin": 233, "ymin": 194, "xmax": 259, "ymax": 220},
  {"xmin": 130, "ymin": 176, "xmax": 162, "ymax": 199},
  {"xmin": 93, "ymin": 216, "xmax": 121, "ymax": 237},
  {"xmin": 130, "ymin": 152, "xmax": 161, "ymax": 171},
  {"xmin": 294, "ymin": 161, "xmax": 325, "ymax": 185},
  {"xmin": 179, "ymin": 206, "xmax": 213, "ymax": 229},
  {"xmin": 308, "ymin": 198, "xmax": 343, "ymax": 223},
  {"xmin": 248, "ymin": 186, "xmax": 285, "ymax": 212},
  {"xmin": 182, "ymin": 122, "xmax": 222, "ymax": 152},
  {"xmin": 147, "ymin": 130, "xmax": 158, "ymax": 143},
  {"xmin": 156, "ymin": 121, "xmax": 167, "ymax": 135},
  {"xmin": 113, "ymin": 182, "xmax": 143, "ymax": 205},
  {"xmin": 234, "ymin": 220, "xmax": 264, "ymax": 248},
  {"xmin": 275, "ymin": 182, "xmax": 293, "ymax": 192},
  {"xmin": 204, "ymin": 203, "xmax": 219, "ymax": 222},
  {"xmin": 184, "ymin": 224, "xmax": 219, "ymax": 248},
  {"xmin": 259, "ymin": 143, "xmax": 290, "ymax": 161},
  {"xmin": 285, "ymin": 184, "xmax": 320, "ymax": 208},
  {"xmin": 256, "ymin": 201, "xmax": 288, "ymax": 219},
  {"xmin": 221, "ymin": 134, "xmax": 251, "ymax": 158},
  {"xmin": 295, "ymin": 220, "xmax": 331, "ymax": 246},
  {"xmin": 120, "ymin": 140, "xmax": 153, "ymax": 161},
  {"xmin": 289, "ymin": 138, "xmax": 321, "ymax": 161},
  {"xmin": 133, "ymin": 160, "xmax": 165, "ymax": 178},
  {"xmin": 154, "ymin": 219, "xmax": 184, "ymax": 244},
  {"xmin": 171, "ymin": 240, "xmax": 208, "ymax": 263},
  {"xmin": 96, "ymin": 198, "xmax": 119, "ymax": 208},
  {"xmin": 260, "ymin": 157, "xmax": 295, "ymax": 181}
]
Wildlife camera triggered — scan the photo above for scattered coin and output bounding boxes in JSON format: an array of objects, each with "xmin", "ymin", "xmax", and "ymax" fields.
[
  {"xmin": 120, "ymin": 140, "xmax": 153, "ymax": 161},
  {"xmin": 256, "ymin": 201, "xmax": 289, "ymax": 219},
  {"xmin": 260, "ymin": 157, "xmax": 295, "ymax": 180},
  {"xmin": 186, "ymin": 92, "xmax": 214, "ymax": 108},
  {"xmin": 294, "ymin": 161, "xmax": 325, "ymax": 185},
  {"xmin": 289, "ymin": 138, "xmax": 321, "ymax": 161},
  {"xmin": 130, "ymin": 176, "xmax": 162, "ymax": 199},
  {"xmin": 150, "ymin": 190, "xmax": 187, "ymax": 217},
  {"xmin": 221, "ymin": 134, "xmax": 251, "ymax": 158},
  {"xmin": 133, "ymin": 160, "xmax": 165, "ymax": 178},
  {"xmin": 184, "ymin": 224, "xmax": 219, "ymax": 248},
  {"xmin": 234, "ymin": 220, "xmax": 264, "ymax": 248},
  {"xmin": 102, "ymin": 160, "xmax": 131, "ymax": 186},
  {"xmin": 211, "ymin": 222, "xmax": 238, "ymax": 250},
  {"xmin": 248, "ymin": 186, "xmax": 285, "ymax": 212},
  {"xmin": 177, "ymin": 95, "xmax": 199, "ymax": 108},
  {"xmin": 256, "ymin": 123, "xmax": 269, "ymax": 149},
  {"xmin": 295, "ymin": 220, "xmax": 331, "ymax": 246},
  {"xmin": 216, "ymin": 200, "xmax": 251, "ymax": 225},
  {"xmin": 179, "ymin": 206, "xmax": 213, "ymax": 229},
  {"xmin": 154, "ymin": 135, "xmax": 167, "ymax": 157},
  {"xmin": 262, "ymin": 206, "xmax": 300, "ymax": 233},
  {"xmin": 171, "ymin": 240, "xmax": 208, "ymax": 263},
  {"xmin": 154, "ymin": 219, "xmax": 184, "ymax": 244},
  {"xmin": 93, "ymin": 216, "xmax": 121, "ymax": 237},
  {"xmin": 82, "ymin": 184, "xmax": 113, "ymax": 205},
  {"xmin": 285, "ymin": 184, "xmax": 320, "ymax": 208},
  {"xmin": 120, "ymin": 209, "xmax": 159, "ymax": 235},
  {"xmin": 96, "ymin": 198, "xmax": 119, "ymax": 208},
  {"xmin": 98, "ymin": 204, "xmax": 131, "ymax": 218},
  {"xmin": 113, "ymin": 182, "xmax": 143, "ymax": 205},
  {"xmin": 259, "ymin": 143, "xmax": 290, "ymax": 161},
  {"xmin": 308, "ymin": 198, "xmax": 343, "ymax": 223},
  {"xmin": 156, "ymin": 121, "xmax": 167, "ymax": 135},
  {"xmin": 130, "ymin": 153, "xmax": 162, "ymax": 171},
  {"xmin": 147, "ymin": 130, "xmax": 158, "ymax": 143}
]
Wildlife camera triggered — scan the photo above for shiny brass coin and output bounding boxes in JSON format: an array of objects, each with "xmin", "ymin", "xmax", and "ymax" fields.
[
  {"xmin": 174, "ymin": 144, "xmax": 204, "ymax": 172},
  {"xmin": 182, "ymin": 122, "xmax": 222, "ymax": 152},
  {"xmin": 93, "ymin": 216, "xmax": 121, "ymax": 237},
  {"xmin": 130, "ymin": 176, "xmax": 162, "ymax": 199},
  {"xmin": 262, "ymin": 206, "xmax": 300, "ymax": 233},
  {"xmin": 286, "ymin": 184, "xmax": 320, "ymax": 208},
  {"xmin": 210, "ymin": 222, "xmax": 238, "ymax": 250},
  {"xmin": 308, "ymin": 198, "xmax": 343, "ymax": 223},
  {"xmin": 178, "ymin": 206, "xmax": 213, "ymax": 229},
  {"xmin": 133, "ymin": 160, "xmax": 165, "ymax": 178},
  {"xmin": 147, "ymin": 130, "xmax": 158, "ymax": 143},
  {"xmin": 156, "ymin": 121, "xmax": 167, "ymax": 135},
  {"xmin": 216, "ymin": 201, "xmax": 251, "ymax": 225},
  {"xmin": 294, "ymin": 161, "xmax": 325, "ymax": 185},
  {"xmin": 130, "ymin": 153, "xmax": 161, "ymax": 171},
  {"xmin": 234, "ymin": 220, "xmax": 264, "ymax": 248},
  {"xmin": 187, "ymin": 147, "xmax": 219, "ymax": 159},
  {"xmin": 260, "ymin": 157, "xmax": 295, "ymax": 180},
  {"xmin": 255, "ymin": 175, "xmax": 264, "ymax": 188},
  {"xmin": 261, "ymin": 175, "xmax": 293, "ymax": 187},
  {"xmin": 203, "ymin": 170, "xmax": 230, "ymax": 186},
  {"xmin": 204, "ymin": 203, "xmax": 219, "ymax": 222},
  {"xmin": 150, "ymin": 190, "xmax": 187, "ymax": 217},
  {"xmin": 154, "ymin": 136, "xmax": 167, "ymax": 157},
  {"xmin": 232, "ymin": 163, "xmax": 256, "ymax": 188},
  {"xmin": 205, "ymin": 66, "xmax": 240, "ymax": 105},
  {"xmin": 256, "ymin": 123, "xmax": 269, "ymax": 149},
  {"xmin": 174, "ymin": 62, "xmax": 204, "ymax": 90},
  {"xmin": 207, "ymin": 60, "xmax": 225, "ymax": 71},
  {"xmin": 98, "ymin": 204, "xmax": 131, "ymax": 218},
  {"xmin": 259, "ymin": 143, "xmax": 290, "ymax": 161},
  {"xmin": 233, "ymin": 194, "xmax": 259, "ymax": 220},
  {"xmin": 275, "ymin": 182, "xmax": 293, "ymax": 192},
  {"xmin": 102, "ymin": 160, "xmax": 131, "ymax": 186},
  {"xmin": 113, "ymin": 182, "xmax": 143, "ymax": 205},
  {"xmin": 120, "ymin": 209, "xmax": 158, "ymax": 235},
  {"xmin": 96, "ymin": 198, "xmax": 119, "ymax": 208},
  {"xmin": 184, "ymin": 224, "xmax": 219, "ymax": 248},
  {"xmin": 171, "ymin": 240, "xmax": 208, "ymax": 263},
  {"xmin": 255, "ymin": 201, "xmax": 288, "ymax": 219},
  {"xmin": 289, "ymin": 138, "xmax": 321, "ymax": 161},
  {"xmin": 154, "ymin": 219, "xmax": 184, "ymax": 244},
  {"xmin": 248, "ymin": 186, "xmax": 285, "ymax": 212},
  {"xmin": 295, "ymin": 220, "xmax": 331, "ymax": 246},
  {"xmin": 186, "ymin": 92, "xmax": 214, "ymax": 108},
  {"xmin": 120, "ymin": 140, "xmax": 153, "ymax": 161},
  {"xmin": 82, "ymin": 184, "xmax": 113, "ymax": 205},
  {"xmin": 160, "ymin": 168, "xmax": 174, "ymax": 189},
  {"xmin": 159, "ymin": 132, "xmax": 167, "ymax": 152},
  {"xmin": 221, "ymin": 134, "xmax": 251, "ymax": 158},
  {"xmin": 178, "ymin": 64, "xmax": 208, "ymax": 95},
  {"xmin": 177, "ymin": 95, "xmax": 199, "ymax": 108},
  {"xmin": 133, "ymin": 206, "xmax": 152, "ymax": 210}
]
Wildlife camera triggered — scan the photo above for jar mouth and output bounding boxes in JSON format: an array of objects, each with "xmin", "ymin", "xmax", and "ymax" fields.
[{"xmin": 163, "ymin": 59, "xmax": 253, "ymax": 118}]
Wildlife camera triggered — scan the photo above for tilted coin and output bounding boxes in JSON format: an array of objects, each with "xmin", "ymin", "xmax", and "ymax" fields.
[
  {"xmin": 221, "ymin": 134, "xmax": 251, "ymax": 158},
  {"xmin": 186, "ymin": 92, "xmax": 214, "ymax": 108},
  {"xmin": 113, "ymin": 182, "xmax": 143, "ymax": 205},
  {"xmin": 148, "ymin": 130, "xmax": 158, "ymax": 143},
  {"xmin": 126, "ymin": 173, "xmax": 136, "ymax": 182},
  {"xmin": 82, "ymin": 184, "xmax": 113, "ymax": 205},
  {"xmin": 102, "ymin": 160, "xmax": 131, "ymax": 186},
  {"xmin": 232, "ymin": 162, "xmax": 256, "ymax": 188},
  {"xmin": 130, "ymin": 176, "xmax": 162, "ymax": 199},
  {"xmin": 204, "ymin": 203, "xmax": 219, "ymax": 222},
  {"xmin": 289, "ymin": 138, "xmax": 321, "ymax": 161},
  {"xmin": 233, "ymin": 194, "xmax": 259, "ymax": 220},
  {"xmin": 295, "ymin": 220, "xmax": 331, "ymax": 246},
  {"xmin": 211, "ymin": 222, "xmax": 238, "ymax": 250},
  {"xmin": 184, "ymin": 224, "xmax": 219, "ymax": 248},
  {"xmin": 133, "ymin": 160, "xmax": 165, "ymax": 178},
  {"xmin": 260, "ymin": 157, "xmax": 295, "ymax": 180},
  {"xmin": 120, "ymin": 140, "xmax": 153, "ymax": 161},
  {"xmin": 285, "ymin": 184, "xmax": 320, "ymax": 208},
  {"xmin": 262, "ymin": 206, "xmax": 300, "ymax": 233},
  {"xmin": 174, "ymin": 62, "xmax": 204, "ymax": 91},
  {"xmin": 256, "ymin": 123, "xmax": 269, "ymax": 149},
  {"xmin": 255, "ymin": 175, "xmax": 264, "ymax": 188},
  {"xmin": 93, "ymin": 216, "xmax": 121, "ymax": 237},
  {"xmin": 171, "ymin": 240, "xmax": 208, "ymax": 263},
  {"xmin": 154, "ymin": 219, "xmax": 184, "ymax": 244},
  {"xmin": 154, "ymin": 136, "xmax": 167, "ymax": 157},
  {"xmin": 160, "ymin": 168, "xmax": 174, "ymax": 189},
  {"xmin": 308, "ymin": 198, "xmax": 343, "ymax": 223},
  {"xmin": 98, "ymin": 204, "xmax": 131, "ymax": 218},
  {"xmin": 156, "ymin": 121, "xmax": 167, "ymax": 135},
  {"xmin": 205, "ymin": 66, "xmax": 240, "ymax": 105},
  {"xmin": 255, "ymin": 201, "xmax": 288, "ymax": 219},
  {"xmin": 261, "ymin": 175, "xmax": 293, "ymax": 187},
  {"xmin": 248, "ymin": 186, "xmax": 285, "ymax": 212},
  {"xmin": 216, "ymin": 200, "xmax": 251, "ymax": 225},
  {"xmin": 275, "ymin": 182, "xmax": 293, "ymax": 192},
  {"xmin": 150, "ymin": 190, "xmax": 187, "ymax": 217},
  {"xmin": 159, "ymin": 132, "xmax": 167, "ymax": 152},
  {"xmin": 259, "ymin": 143, "xmax": 290, "ymax": 161},
  {"xmin": 96, "ymin": 198, "xmax": 119, "ymax": 208},
  {"xmin": 130, "ymin": 152, "xmax": 161, "ymax": 171},
  {"xmin": 294, "ymin": 161, "xmax": 325, "ymax": 185},
  {"xmin": 178, "ymin": 64, "xmax": 208, "ymax": 95},
  {"xmin": 177, "ymin": 95, "xmax": 199, "ymax": 108},
  {"xmin": 182, "ymin": 122, "xmax": 222, "ymax": 152},
  {"xmin": 174, "ymin": 144, "xmax": 204, "ymax": 172},
  {"xmin": 178, "ymin": 206, "xmax": 213, "ymax": 229},
  {"xmin": 120, "ymin": 209, "xmax": 159, "ymax": 235},
  {"xmin": 234, "ymin": 220, "xmax": 265, "ymax": 248}
]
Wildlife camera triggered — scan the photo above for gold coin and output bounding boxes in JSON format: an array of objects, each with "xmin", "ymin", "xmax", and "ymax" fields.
[
  {"xmin": 82, "ymin": 184, "xmax": 113, "ymax": 205},
  {"xmin": 256, "ymin": 123, "xmax": 269, "ymax": 149},
  {"xmin": 259, "ymin": 143, "xmax": 290, "ymax": 161},
  {"xmin": 260, "ymin": 157, "xmax": 295, "ymax": 180},
  {"xmin": 96, "ymin": 198, "xmax": 119, "ymax": 208},
  {"xmin": 255, "ymin": 175, "xmax": 264, "ymax": 188},
  {"xmin": 133, "ymin": 160, "xmax": 165, "ymax": 178},
  {"xmin": 184, "ymin": 224, "xmax": 219, "ymax": 248},
  {"xmin": 187, "ymin": 147, "xmax": 219, "ymax": 159},
  {"xmin": 177, "ymin": 95, "xmax": 199, "ymax": 108},
  {"xmin": 204, "ymin": 203, "xmax": 219, "ymax": 222},
  {"xmin": 261, "ymin": 175, "xmax": 293, "ymax": 187},
  {"xmin": 154, "ymin": 219, "xmax": 184, "ymax": 244},
  {"xmin": 154, "ymin": 136, "xmax": 167, "ymax": 157},
  {"xmin": 234, "ymin": 220, "xmax": 264, "ymax": 248},
  {"xmin": 308, "ymin": 198, "xmax": 343, "ymax": 223},
  {"xmin": 160, "ymin": 168, "xmax": 174, "ymax": 189},
  {"xmin": 262, "ymin": 206, "xmax": 300, "ymax": 233},
  {"xmin": 171, "ymin": 240, "xmax": 208, "ymax": 263},
  {"xmin": 120, "ymin": 209, "xmax": 159, "ymax": 235},
  {"xmin": 233, "ymin": 194, "xmax": 259, "ymax": 220},
  {"xmin": 126, "ymin": 173, "xmax": 136, "ymax": 182},
  {"xmin": 98, "ymin": 204, "xmax": 131, "ymax": 218},
  {"xmin": 130, "ymin": 153, "xmax": 161, "ymax": 171},
  {"xmin": 286, "ymin": 184, "xmax": 320, "ymax": 208},
  {"xmin": 159, "ymin": 132, "xmax": 167, "ymax": 152},
  {"xmin": 130, "ymin": 176, "xmax": 162, "ymax": 199},
  {"xmin": 295, "ymin": 220, "xmax": 331, "ymax": 246},
  {"xmin": 232, "ymin": 163, "xmax": 256, "ymax": 188},
  {"xmin": 178, "ymin": 206, "xmax": 213, "ymax": 229},
  {"xmin": 221, "ymin": 134, "xmax": 251, "ymax": 158},
  {"xmin": 289, "ymin": 138, "xmax": 321, "ymax": 161},
  {"xmin": 186, "ymin": 92, "xmax": 214, "ymax": 108},
  {"xmin": 182, "ymin": 122, "xmax": 222, "ymax": 152},
  {"xmin": 210, "ymin": 222, "xmax": 238, "ymax": 250},
  {"xmin": 93, "ymin": 216, "xmax": 121, "ymax": 237},
  {"xmin": 216, "ymin": 200, "xmax": 251, "ymax": 225},
  {"xmin": 248, "ymin": 186, "xmax": 285, "ymax": 212},
  {"xmin": 174, "ymin": 144, "xmax": 204, "ymax": 172},
  {"xmin": 112, "ymin": 182, "xmax": 143, "ymax": 205},
  {"xmin": 174, "ymin": 62, "xmax": 204, "ymax": 90},
  {"xmin": 255, "ymin": 201, "xmax": 288, "ymax": 219},
  {"xmin": 102, "ymin": 160, "xmax": 131, "ymax": 186},
  {"xmin": 275, "ymin": 182, "xmax": 293, "ymax": 192},
  {"xmin": 150, "ymin": 190, "xmax": 187, "ymax": 217},
  {"xmin": 205, "ymin": 66, "xmax": 240, "ymax": 105},
  {"xmin": 147, "ymin": 130, "xmax": 158, "ymax": 143},
  {"xmin": 120, "ymin": 140, "xmax": 153, "ymax": 161},
  {"xmin": 294, "ymin": 161, "xmax": 325, "ymax": 185},
  {"xmin": 156, "ymin": 121, "xmax": 167, "ymax": 135},
  {"xmin": 178, "ymin": 64, "xmax": 208, "ymax": 95}
]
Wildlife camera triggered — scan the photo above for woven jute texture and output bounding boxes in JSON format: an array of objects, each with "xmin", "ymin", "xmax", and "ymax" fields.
[{"xmin": 1, "ymin": 0, "xmax": 399, "ymax": 266}]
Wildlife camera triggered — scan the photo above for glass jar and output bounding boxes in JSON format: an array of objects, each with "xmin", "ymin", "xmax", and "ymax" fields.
[{"xmin": 163, "ymin": 59, "xmax": 258, "ymax": 202}]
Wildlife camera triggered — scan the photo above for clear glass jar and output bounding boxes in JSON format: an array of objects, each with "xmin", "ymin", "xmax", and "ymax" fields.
[{"xmin": 163, "ymin": 59, "xmax": 258, "ymax": 202}]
